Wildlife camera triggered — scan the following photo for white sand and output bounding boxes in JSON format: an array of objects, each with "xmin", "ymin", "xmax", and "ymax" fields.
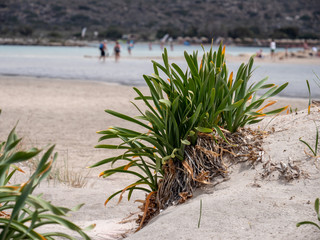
[
  {"xmin": 0, "ymin": 76, "xmax": 319, "ymax": 239},
  {"xmin": 129, "ymin": 108, "xmax": 320, "ymax": 240},
  {"xmin": 0, "ymin": 76, "xmax": 146, "ymax": 239}
]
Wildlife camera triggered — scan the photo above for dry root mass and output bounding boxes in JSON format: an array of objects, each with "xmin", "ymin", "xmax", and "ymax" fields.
[{"xmin": 137, "ymin": 127, "xmax": 264, "ymax": 228}]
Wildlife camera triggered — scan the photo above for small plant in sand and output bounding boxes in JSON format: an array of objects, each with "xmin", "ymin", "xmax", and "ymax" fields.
[
  {"xmin": 315, "ymin": 72, "xmax": 320, "ymax": 88},
  {"xmin": 91, "ymin": 44, "xmax": 288, "ymax": 228},
  {"xmin": 301, "ymin": 73, "xmax": 320, "ymax": 158},
  {"xmin": 299, "ymin": 122, "xmax": 319, "ymax": 157},
  {"xmin": 306, "ymin": 72, "xmax": 320, "ymax": 114},
  {"xmin": 306, "ymin": 79, "xmax": 312, "ymax": 114},
  {"xmin": 0, "ymin": 125, "xmax": 94, "ymax": 239},
  {"xmin": 297, "ymin": 198, "xmax": 320, "ymax": 231}
]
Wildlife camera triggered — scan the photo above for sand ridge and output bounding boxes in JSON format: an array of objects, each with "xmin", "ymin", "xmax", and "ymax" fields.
[{"xmin": 0, "ymin": 76, "xmax": 319, "ymax": 239}]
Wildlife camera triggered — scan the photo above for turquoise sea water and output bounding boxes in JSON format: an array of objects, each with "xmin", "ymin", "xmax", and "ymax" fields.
[
  {"xmin": 0, "ymin": 43, "xmax": 300, "ymax": 58},
  {"xmin": 0, "ymin": 43, "xmax": 319, "ymax": 98}
]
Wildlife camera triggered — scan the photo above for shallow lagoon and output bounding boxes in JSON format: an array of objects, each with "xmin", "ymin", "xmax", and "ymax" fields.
[{"xmin": 0, "ymin": 44, "xmax": 319, "ymax": 98}]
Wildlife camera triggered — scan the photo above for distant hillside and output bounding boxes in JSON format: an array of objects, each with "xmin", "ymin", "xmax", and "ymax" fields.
[{"xmin": 0, "ymin": 0, "xmax": 319, "ymax": 40}]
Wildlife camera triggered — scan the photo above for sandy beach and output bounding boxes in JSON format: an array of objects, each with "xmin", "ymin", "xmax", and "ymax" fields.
[
  {"xmin": 0, "ymin": 76, "xmax": 146, "ymax": 239},
  {"xmin": 1, "ymin": 75, "xmax": 320, "ymax": 239}
]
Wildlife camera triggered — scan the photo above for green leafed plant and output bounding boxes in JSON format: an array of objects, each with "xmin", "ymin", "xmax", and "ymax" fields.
[
  {"xmin": 0, "ymin": 126, "xmax": 94, "ymax": 240},
  {"xmin": 194, "ymin": 45, "xmax": 288, "ymax": 133},
  {"xmin": 297, "ymin": 198, "xmax": 320, "ymax": 231},
  {"xmin": 315, "ymin": 75, "xmax": 320, "ymax": 87},
  {"xmin": 299, "ymin": 121, "xmax": 319, "ymax": 157},
  {"xmin": 306, "ymin": 72, "xmax": 320, "ymax": 114},
  {"xmin": 198, "ymin": 199, "xmax": 202, "ymax": 228},
  {"xmin": 90, "ymin": 44, "xmax": 288, "ymax": 206},
  {"xmin": 306, "ymin": 79, "xmax": 312, "ymax": 114}
]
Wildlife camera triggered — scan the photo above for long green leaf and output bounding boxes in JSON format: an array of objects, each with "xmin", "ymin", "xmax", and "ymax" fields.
[
  {"xmin": 297, "ymin": 221, "xmax": 320, "ymax": 230},
  {"xmin": 106, "ymin": 110, "xmax": 151, "ymax": 130}
]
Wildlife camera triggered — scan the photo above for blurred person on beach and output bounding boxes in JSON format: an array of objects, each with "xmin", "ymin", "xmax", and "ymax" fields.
[
  {"xmin": 270, "ymin": 39, "xmax": 276, "ymax": 60},
  {"xmin": 169, "ymin": 37, "xmax": 174, "ymax": 51},
  {"xmin": 114, "ymin": 41, "xmax": 121, "ymax": 62},
  {"xmin": 303, "ymin": 40, "xmax": 309, "ymax": 52},
  {"xmin": 160, "ymin": 34, "xmax": 169, "ymax": 50},
  {"xmin": 127, "ymin": 39, "xmax": 134, "ymax": 55},
  {"xmin": 160, "ymin": 41, "xmax": 164, "ymax": 50},
  {"xmin": 312, "ymin": 46, "xmax": 318, "ymax": 56},
  {"xmin": 149, "ymin": 42, "xmax": 152, "ymax": 50},
  {"xmin": 285, "ymin": 45, "xmax": 289, "ymax": 58},
  {"xmin": 256, "ymin": 49, "xmax": 263, "ymax": 58},
  {"xmin": 99, "ymin": 40, "xmax": 108, "ymax": 62}
]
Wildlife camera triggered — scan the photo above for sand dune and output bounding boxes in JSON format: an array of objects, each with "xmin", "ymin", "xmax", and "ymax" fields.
[{"xmin": 0, "ymin": 76, "xmax": 319, "ymax": 239}]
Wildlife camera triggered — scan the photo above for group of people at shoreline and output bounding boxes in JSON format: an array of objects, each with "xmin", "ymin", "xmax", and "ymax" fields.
[
  {"xmin": 99, "ymin": 40, "xmax": 121, "ymax": 62},
  {"xmin": 255, "ymin": 39, "xmax": 319, "ymax": 60},
  {"xmin": 100, "ymin": 39, "xmax": 320, "ymax": 62},
  {"xmin": 98, "ymin": 39, "xmax": 169, "ymax": 62},
  {"xmin": 255, "ymin": 39, "xmax": 278, "ymax": 60}
]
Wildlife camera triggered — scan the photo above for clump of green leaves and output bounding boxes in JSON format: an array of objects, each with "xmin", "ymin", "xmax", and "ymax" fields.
[
  {"xmin": 91, "ymin": 44, "xmax": 288, "ymax": 205},
  {"xmin": 297, "ymin": 198, "xmax": 320, "ymax": 231},
  {"xmin": 0, "ymin": 126, "xmax": 94, "ymax": 240},
  {"xmin": 197, "ymin": 45, "xmax": 288, "ymax": 133}
]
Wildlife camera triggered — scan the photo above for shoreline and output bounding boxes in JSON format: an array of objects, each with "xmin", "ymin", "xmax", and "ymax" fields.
[
  {"xmin": 0, "ymin": 74, "xmax": 310, "ymax": 105},
  {"xmin": 1, "ymin": 37, "xmax": 320, "ymax": 47},
  {"xmin": 1, "ymin": 53, "xmax": 319, "ymax": 99}
]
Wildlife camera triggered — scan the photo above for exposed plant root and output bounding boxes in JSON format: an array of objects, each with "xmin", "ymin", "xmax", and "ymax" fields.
[
  {"xmin": 136, "ymin": 191, "xmax": 159, "ymax": 229},
  {"xmin": 157, "ymin": 128, "xmax": 263, "ymax": 209},
  {"xmin": 136, "ymin": 127, "xmax": 263, "ymax": 229}
]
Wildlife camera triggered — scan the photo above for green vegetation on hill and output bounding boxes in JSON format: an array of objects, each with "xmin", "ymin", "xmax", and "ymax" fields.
[{"xmin": 0, "ymin": 0, "xmax": 319, "ymax": 40}]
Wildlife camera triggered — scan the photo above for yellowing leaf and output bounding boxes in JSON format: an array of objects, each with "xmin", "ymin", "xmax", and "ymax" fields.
[
  {"xmin": 228, "ymin": 72, "xmax": 233, "ymax": 88},
  {"xmin": 17, "ymin": 168, "xmax": 25, "ymax": 173},
  {"xmin": 257, "ymin": 100, "xmax": 277, "ymax": 113},
  {"xmin": 37, "ymin": 160, "xmax": 53, "ymax": 177},
  {"xmin": 257, "ymin": 113, "xmax": 266, "ymax": 117},
  {"xmin": 12, "ymin": 165, "xmax": 25, "ymax": 173},
  {"xmin": 118, "ymin": 183, "xmax": 144, "ymax": 204},
  {"xmin": 124, "ymin": 161, "xmax": 135, "ymax": 170},
  {"xmin": 104, "ymin": 196, "xmax": 112, "ymax": 206},
  {"xmin": 283, "ymin": 105, "xmax": 289, "ymax": 112},
  {"xmin": 19, "ymin": 181, "xmax": 30, "ymax": 192}
]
